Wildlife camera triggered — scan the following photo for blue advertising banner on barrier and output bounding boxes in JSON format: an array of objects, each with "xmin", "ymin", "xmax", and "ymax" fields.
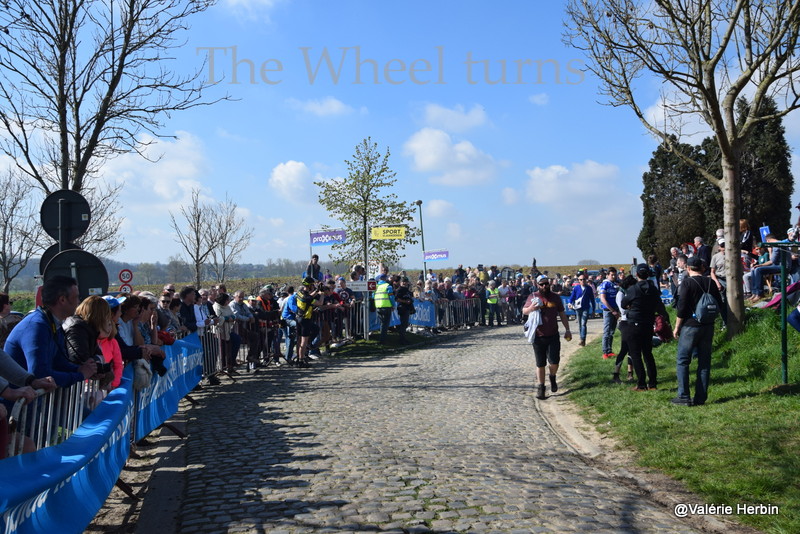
[
  {"xmin": 0, "ymin": 377, "xmax": 134, "ymax": 534},
  {"xmin": 0, "ymin": 335, "xmax": 201, "ymax": 534},
  {"xmin": 135, "ymin": 333, "xmax": 203, "ymax": 441},
  {"xmin": 367, "ymin": 299, "xmax": 437, "ymax": 331}
]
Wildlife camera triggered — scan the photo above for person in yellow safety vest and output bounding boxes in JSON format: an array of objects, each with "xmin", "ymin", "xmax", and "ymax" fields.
[
  {"xmin": 486, "ymin": 280, "xmax": 502, "ymax": 327},
  {"xmin": 372, "ymin": 273, "xmax": 395, "ymax": 344}
]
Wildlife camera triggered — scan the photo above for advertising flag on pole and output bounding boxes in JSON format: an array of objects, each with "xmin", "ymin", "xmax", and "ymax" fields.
[
  {"xmin": 424, "ymin": 249, "xmax": 449, "ymax": 262},
  {"xmin": 310, "ymin": 229, "xmax": 346, "ymax": 247}
]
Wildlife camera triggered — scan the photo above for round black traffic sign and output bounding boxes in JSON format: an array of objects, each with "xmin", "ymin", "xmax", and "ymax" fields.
[
  {"xmin": 43, "ymin": 249, "xmax": 108, "ymax": 301},
  {"xmin": 40, "ymin": 190, "xmax": 91, "ymax": 242},
  {"xmin": 39, "ymin": 242, "xmax": 79, "ymax": 275}
]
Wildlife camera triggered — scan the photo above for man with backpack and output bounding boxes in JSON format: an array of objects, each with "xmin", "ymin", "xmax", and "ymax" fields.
[{"xmin": 672, "ymin": 256, "xmax": 723, "ymax": 406}]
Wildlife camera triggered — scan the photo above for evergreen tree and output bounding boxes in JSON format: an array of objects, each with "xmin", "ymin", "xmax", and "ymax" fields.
[
  {"xmin": 737, "ymin": 97, "xmax": 794, "ymax": 237},
  {"xmin": 638, "ymin": 98, "xmax": 792, "ymax": 263}
]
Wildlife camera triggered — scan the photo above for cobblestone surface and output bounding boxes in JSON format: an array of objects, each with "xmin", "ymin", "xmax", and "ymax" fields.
[{"xmin": 180, "ymin": 326, "xmax": 698, "ymax": 533}]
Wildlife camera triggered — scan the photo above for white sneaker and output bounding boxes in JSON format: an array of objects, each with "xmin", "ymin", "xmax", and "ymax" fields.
[
  {"xmin": 307, "ymin": 353, "xmax": 320, "ymax": 360},
  {"xmin": 330, "ymin": 342, "xmax": 341, "ymax": 349}
]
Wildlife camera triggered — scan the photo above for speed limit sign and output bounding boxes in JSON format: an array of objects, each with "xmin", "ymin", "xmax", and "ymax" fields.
[
  {"xmin": 119, "ymin": 284, "xmax": 133, "ymax": 293},
  {"xmin": 118, "ymin": 269, "xmax": 133, "ymax": 284}
]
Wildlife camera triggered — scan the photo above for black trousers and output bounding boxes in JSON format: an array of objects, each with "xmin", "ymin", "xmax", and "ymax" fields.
[{"xmin": 621, "ymin": 321, "xmax": 656, "ymax": 388}]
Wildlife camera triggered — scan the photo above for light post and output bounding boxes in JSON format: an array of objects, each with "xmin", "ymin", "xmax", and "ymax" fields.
[{"xmin": 414, "ymin": 200, "xmax": 426, "ymax": 277}]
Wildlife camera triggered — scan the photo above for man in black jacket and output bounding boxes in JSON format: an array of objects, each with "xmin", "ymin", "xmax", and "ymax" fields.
[
  {"xmin": 672, "ymin": 256, "xmax": 723, "ymax": 406},
  {"xmin": 621, "ymin": 264, "xmax": 669, "ymax": 391}
]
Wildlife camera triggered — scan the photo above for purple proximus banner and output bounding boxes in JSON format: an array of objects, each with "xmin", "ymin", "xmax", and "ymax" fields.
[
  {"xmin": 424, "ymin": 250, "xmax": 449, "ymax": 261},
  {"xmin": 310, "ymin": 229, "xmax": 346, "ymax": 247}
]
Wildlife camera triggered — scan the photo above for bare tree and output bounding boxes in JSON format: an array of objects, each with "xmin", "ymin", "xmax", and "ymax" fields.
[
  {"xmin": 207, "ymin": 196, "xmax": 254, "ymax": 284},
  {"xmin": 169, "ymin": 189, "xmax": 221, "ymax": 288},
  {"xmin": 166, "ymin": 254, "xmax": 191, "ymax": 284},
  {"xmin": 0, "ymin": 0, "xmax": 224, "ymax": 256},
  {"xmin": 565, "ymin": 0, "xmax": 800, "ymax": 335},
  {"xmin": 0, "ymin": 172, "xmax": 44, "ymax": 292}
]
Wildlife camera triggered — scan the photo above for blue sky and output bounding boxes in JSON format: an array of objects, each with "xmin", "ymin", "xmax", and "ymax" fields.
[{"xmin": 101, "ymin": 0, "xmax": 800, "ymax": 270}]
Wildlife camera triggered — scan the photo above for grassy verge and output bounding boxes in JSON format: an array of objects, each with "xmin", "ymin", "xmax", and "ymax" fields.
[{"xmin": 566, "ymin": 308, "xmax": 799, "ymax": 533}]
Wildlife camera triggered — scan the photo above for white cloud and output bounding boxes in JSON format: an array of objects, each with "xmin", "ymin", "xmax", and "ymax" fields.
[
  {"xmin": 426, "ymin": 199, "xmax": 455, "ymax": 218},
  {"xmin": 501, "ymin": 187, "xmax": 519, "ymax": 205},
  {"xmin": 525, "ymin": 160, "xmax": 618, "ymax": 204},
  {"xmin": 269, "ymin": 160, "xmax": 313, "ymax": 201},
  {"xmin": 529, "ymin": 93, "xmax": 549, "ymax": 106},
  {"xmin": 99, "ymin": 131, "xmax": 209, "ymax": 207},
  {"xmin": 403, "ymin": 128, "xmax": 498, "ymax": 186},
  {"xmin": 286, "ymin": 96, "xmax": 356, "ymax": 117},
  {"xmin": 269, "ymin": 217, "xmax": 284, "ymax": 227},
  {"xmin": 446, "ymin": 222, "xmax": 462, "ymax": 240},
  {"xmin": 423, "ymin": 103, "xmax": 487, "ymax": 133}
]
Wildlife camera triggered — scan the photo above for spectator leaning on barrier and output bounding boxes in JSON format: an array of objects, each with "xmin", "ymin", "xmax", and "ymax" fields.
[
  {"xmin": 99, "ymin": 297, "xmax": 124, "ymax": 390},
  {"xmin": 5, "ymin": 275, "xmax": 96, "ymax": 388},
  {"xmin": 178, "ymin": 287, "xmax": 199, "ymax": 333},
  {"xmin": 0, "ymin": 350, "xmax": 57, "ymax": 459},
  {"xmin": 672, "ymin": 256, "xmax": 723, "ymax": 406},
  {"xmin": 63, "ymin": 296, "xmax": 114, "ymax": 388}
]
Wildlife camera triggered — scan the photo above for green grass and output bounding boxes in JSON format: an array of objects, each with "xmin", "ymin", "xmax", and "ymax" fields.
[
  {"xmin": 327, "ymin": 330, "xmax": 434, "ymax": 358},
  {"xmin": 566, "ymin": 308, "xmax": 800, "ymax": 533}
]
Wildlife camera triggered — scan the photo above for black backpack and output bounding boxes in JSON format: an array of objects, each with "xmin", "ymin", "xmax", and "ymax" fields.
[{"xmin": 692, "ymin": 277, "xmax": 719, "ymax": 324}]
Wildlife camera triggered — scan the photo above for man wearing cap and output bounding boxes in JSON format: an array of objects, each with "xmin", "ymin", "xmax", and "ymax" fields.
[
  {"xmin": 296, "ymin": 278, "xmax": 323, "ymax": 366},
  {"xmin": 672, "ymin": 256, "xmax": 723, "ymax": 406},
  {"xmin": 621, "ymin": 264, "xmax": 669, "ymax": 391},
  {"xmin": 522, "ymin": 274, "xmax": 572, "ymax": 400},
  {"xmin": 710, "ymin": 239, "xmax": 727, "ymax": 293},
  {"xmin": 373, "ymin": 274, "xmax": 395, "ymax": 344},
  {"xmin": 598, "ymin": 267, "xmax": 620, "ymax": 359}
]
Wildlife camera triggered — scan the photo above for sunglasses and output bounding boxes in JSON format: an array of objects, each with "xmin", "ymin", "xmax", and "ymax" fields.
[{"xmin": 538, "ymin": 282, "xmax": 550, "ymax": 286}]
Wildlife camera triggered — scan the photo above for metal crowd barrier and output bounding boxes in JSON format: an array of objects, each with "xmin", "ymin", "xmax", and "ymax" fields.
[
  {"xmin": 6, "ymin": 379, "xmax": 101, "ymax": 457},
  {"xmin": 199, "ymin": 328, "xmax": 221, "ymax": 378}
]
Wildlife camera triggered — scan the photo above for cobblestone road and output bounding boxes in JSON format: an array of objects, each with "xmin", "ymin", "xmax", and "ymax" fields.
[{"xmin": 178, "ymin": 327, "xmax": 697, "ymax": 533}]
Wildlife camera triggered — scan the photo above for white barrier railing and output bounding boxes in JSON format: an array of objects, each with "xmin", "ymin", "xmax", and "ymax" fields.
[{"xmin": 7, "ymin": 379, "xmax": 101, "ymax": 457}]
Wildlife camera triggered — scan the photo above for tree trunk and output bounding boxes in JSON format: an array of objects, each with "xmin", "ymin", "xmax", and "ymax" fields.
[{"xmin": 721, "ymin": 155, "xmax": 745, "ymax": 337}]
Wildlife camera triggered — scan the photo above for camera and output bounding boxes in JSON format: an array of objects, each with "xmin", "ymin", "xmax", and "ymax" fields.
[{"xmin": 96, "ymin": 361, "xmax": 112, "ymax": 374}]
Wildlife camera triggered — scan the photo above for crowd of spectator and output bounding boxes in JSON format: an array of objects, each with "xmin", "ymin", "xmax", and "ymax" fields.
[{"xmin": 4, "ymin": 219, "xmax": 800, "ymax": 458}]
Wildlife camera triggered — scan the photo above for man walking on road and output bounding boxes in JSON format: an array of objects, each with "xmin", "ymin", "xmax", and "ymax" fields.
[
  {"xmin": 523, "ymin": 275, "xmax": 572, "ymax": 400},
  {"xmin": 672, "ymin": 256, "xmax": 723, "ymax": 406}
]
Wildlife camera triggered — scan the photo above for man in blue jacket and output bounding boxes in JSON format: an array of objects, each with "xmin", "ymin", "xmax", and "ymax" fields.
[{"xmin": 5, "ymin": 276, "xmax": 96, "ymax": 388}]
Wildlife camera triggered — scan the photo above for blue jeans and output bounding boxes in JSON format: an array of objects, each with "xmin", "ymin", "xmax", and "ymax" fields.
[
  {"xmin": 789, "ymin": 309, "xmax": 800, "ymax": 333},
  {"xmin": 576, "ymin": 309, "xmax": 590, "ymax": 342},
  {"xmin": 751, "ymin": 264, "xmax": 781, "ymax": 296},
  {"xmin": 676, "ymin": 324, "xmax": 714, "ymax": 404},
  {"xmin": 602, "ymin": 309, "xmax": 618, "ymax": 354},
  {"xmin": 283, "ymin": 318, "xmax": 297, "ymax": 360}
]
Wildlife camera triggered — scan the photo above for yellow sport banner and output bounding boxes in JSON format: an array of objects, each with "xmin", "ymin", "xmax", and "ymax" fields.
[{"xmin": 370, "ymin": 226, "xmax": 406, "ymax": 240}]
